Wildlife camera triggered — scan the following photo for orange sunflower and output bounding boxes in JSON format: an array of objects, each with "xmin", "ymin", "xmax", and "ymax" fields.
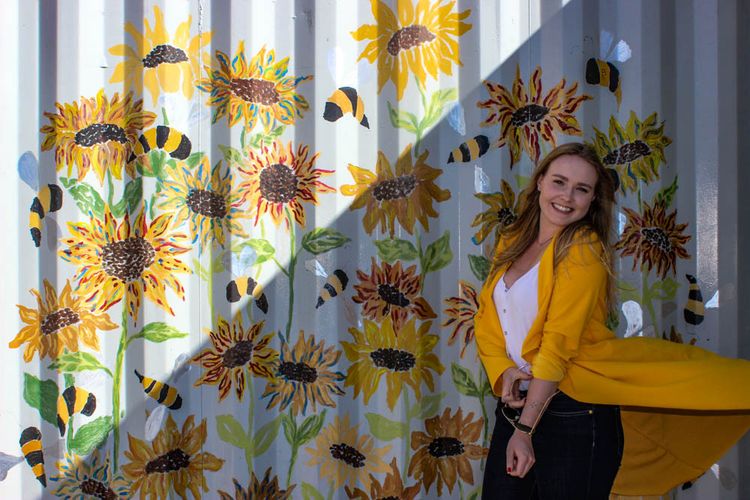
[
  {"xmin": 408, "ymin": 407, "xmax": 488, "ymax": 496},
  {"xmin": 59, "ymin": 205, "xmax": 191, "ymax": 320},
  {"xmin": 345, "ymin": 458, "xmax": 421, "ymax": 500},
  {"xmin": 341, "ymin": 144, "xmax": 450, "ymax": 237},
  {"xmin": 352, "ymin": 0, "xmax": 472, "ymax": 100},
  {"xmin": 353, "ymin": 257, "xmax": 436, "ymax": 331},
  {"xmin": 40, "ymin": 90, "xmax": 155, "ymax": 184},
  {"xmin": 9, "ymin": 280, "xmax": 117, "ymax": 363},
  {"xmin": 616, "ymin": 199, "xmax": 691, "ymax": 279},
  {"xmin": 191, "ymin": 316, "xmax": 277, "ymax": 402},
  {"xmin": 471, "ymin": 179, "xmax": 520, "ymax": 245},
  {"xmin": 196, "ymin": 42, "xmax": 312, "ymax": 132},
  {"xmin": 235, "ymin": 140, "xmax": 335, "ymax": 229},
  {"xmin": 218, "ymin": 469, "xmax": 295, "ymax": 500},
  {"xmin": 108, "ymin": 5, "xmax": 212, "ymax": 106},
  {"xmin": 442, "ymin": 280, "xmax": 479, "ymax": 358},
  {"xmin": 122, "ymin": 414, "xmax": 224, "ymax": 499},
  {"xmin": 478, "ymin": 65, "xmax": 591, "ymax": 167}
]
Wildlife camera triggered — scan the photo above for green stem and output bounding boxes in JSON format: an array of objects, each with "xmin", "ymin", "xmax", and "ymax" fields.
[
  {"xmin": 642, "ymin": 280, "xmax": 659, "ymax": 334},
  {"xmin": 286, "ymin": 443, "xmax": 299, "ymax": 488},
  {"xmin": 64, "ymin": 374, "xmax": 74, "ymax": 451},
  {"xmin": 112, "ymin": 307, "xmax": 129, "ymax": 471},
  {"xmin": 207, "ymin": 246, "xmax": 215, "ymax": 325},
  {"xmin": 106, "ymin": 169, "xmax": 115, "ymax": 207},
  {"xmin": 415, "ymin": 80, "xmax": 428, "ymax": 156},
  {"xmin": 416, "ymin": 229, "xmax": 425, "ymax": 293},
  {"xmin": 284, "ymin": 208, "xmax": 297, "ymax": 341},
  {"xmin": 402, "ymin": 389, "xmax": 412, "ymax": 472},
  {"xmin": 459, "ymin": 479, "xmax": 465, "ymax": 500},
  {"xmin": 271, "ymin": 257, "xmax": 290, "ymax": 277},
  {"xmin": 245, "ymin": 373, "xmax": 255, "ymax": 477},
  {"xmin": 327, "ymin": 481, "xmax": 334, "ymax": 500}
]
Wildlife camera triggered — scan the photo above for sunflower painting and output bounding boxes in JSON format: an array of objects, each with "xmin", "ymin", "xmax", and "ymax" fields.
[
  {"xmin": 590, "ymin": 111, "xmax": 673, "ymax": 193},
  {"xmin": 478, "ymin": 65, "xmax": 591, "ymax": 167},
  {"xmin": 344, "ymin": 457, "xmax": 421, "ymax": 500},
  {"xmin": 51, "ymin": 451, "xmax": 130, "ymax": 499},
  {"xmin": 235, "ymin": 140, "xmax": 335, "ymax": 229},
  {"xmin": 191, "ymin": 316, "xmax": 277, "ymax": 402},
  {"xmin": 408, "ymin": 408, "xmax": 488, "ymax": 496},
  {"xmin": 158, "ymin": 157, "xmax": 247, "ymax": 251},
  {"xmin": 122, "ymin": 414, "xmax": 224, "ymax": 499},
  {"xmin": 218, "ymin": 469, "xmax": 295, "ymax": 500},
  {"xmin": 616, "ymin": 199, "xmax": 691, "ymax": 279},
  {"xmin": 306, "ymin": 414, "xmax": 392, "ymax": 491},
  {"xmin": 471, "ymin": 179, "xmax": 520, "ymax": 245},
  {"xmin": 108, "ymin": 5, "xmax": 212, "ymax": 106},
  {"xmin": 40, "ymin": 89, "xmax": 155, "ymax": 184},
  {"xmin": 9, "ymin": 280, "xmax": 117, "ymax": 363},
  {"xmin": 352, "ymin": 0, "xmax": 472, "ymax": 100},
  {"xmin": 442, "ymin": 280, "xmax": 480, "ymax": 358},
  {"xmin": 341, "ymin": 144, "xmax": 450, "ymax": 237},
  {"xmin": 197, "ymin": 42, "xmax": 312, "ymax": 132},
  {"xmin": 59, "ymin": 205, "xmax": 191, "ymax": 320}
]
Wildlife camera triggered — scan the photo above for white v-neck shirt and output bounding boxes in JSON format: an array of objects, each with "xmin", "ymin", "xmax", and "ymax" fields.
[{"xmin": 492, "ymin": 261, "xmax": 540, "ymax": 390}]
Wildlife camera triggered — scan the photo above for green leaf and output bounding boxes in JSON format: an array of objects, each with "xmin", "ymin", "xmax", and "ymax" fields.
[
  {"xmin": 423, "ymin": 88, "xmax": 458, "ymax": 129},
  {"xmin": 211, "ymin": 253, "xmax": 225, "ymax": 273},
  {"xmin": 409, "ymin": 392, "xmax": 445, "ymax": 420},
  {"xmin": 122, "ymin": 177, "xmax": 143, "ymax": 214},
  {"xmin": 217, "ymin": 144, "xmax": 244, "ymax": 165},
  {"xmin": 59, "ymin": 177, "xmax": 75, "ymax": 189},
  {"xmin": 65, "ymin": 180, "xmax": 105, "ymax": 218},
  {"xmin": 514, "ymin": 174, "xmax": 531, "ymax": 189},
  {"xmin": 250, "ymin": 415, "xmax": 281, "ymax": 457},
  {"xmin": 244, "ymin": 238, "xmax": 276, "ymax": 265},
  {"xmin": 301, "ymin": 482, "xmax": 325, "ymax": 500},
  {"xmin": 192, "ymin": 258, "xmax": 209, "ymax": 280},
  {"xmin": 48, "ymin": 352, "xmax": 112, "ymax": 376},
  {"xmin": 110, "ymin": 199, "xmax": 127, "ymax": 218},
  {"xmin": 135, "ymin": 322, "xmax": 188, "ymax": 343},
  {"xmin": 302, "ymin": 228, "xmax": 351, "ymax": 255},
  {"xmin": 138, "ymin": 149, "xmax": 168, "ymax": 178},
  {"xmin": 69, "ymin": 416, "xmax": 112, "ymax": 455},
  {"xmin": 365, "ymin": 413, "xmax": 408, "ymax": 441},
  {"xmin": 423, "ymin": 231, "xmax": 453, "ymax": 274},
  {"xmin": 185, "ymin": 152, "xmax": 204, "ymax": 169},
  {"xmin": 617, "ymin": 280, "xmax": 641, "ymax": 303},
  {"xmin": 468, "ymin": 254, "xmax": 491, "ymax": 282},
  {"xmin": 386, "ymin": 101, "xmax": 419, "ymax": 133},
  {"xmin": 467, "ymin": 488, "xmax": 481, "ymax": 500},
  {"xmin": 216, "ymin": 415, "xmax": 248, "ymax": 449},
  {"xmin": 280, "ymin": 412, "xmax": 297, "ymax": 445},
  {"xmin": 23, "ymin": 373, "xmax": 59, "ymax": 425},
  {"xmin": 374, "ymin": 238, "xmax": 419, "ymax": 263},
  {"xmin": 649, "ymin": 277, "xmax": 680, "ymax": 301},
  {"xmin": 296, "ymin": 410, "xmax": 326, "ymax": 446},
  {"xmin": 451, "ymin": 362, "xmax": 481, "ymax": 397},
  {"xmin": 655, "ymin": 176, "xmax": 679, "ymax": 209}
]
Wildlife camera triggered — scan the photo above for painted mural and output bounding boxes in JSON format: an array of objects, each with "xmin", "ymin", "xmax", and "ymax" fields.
[{"xmin": 4, "ymin": 1, "xmax": 723, "ymax": 498}]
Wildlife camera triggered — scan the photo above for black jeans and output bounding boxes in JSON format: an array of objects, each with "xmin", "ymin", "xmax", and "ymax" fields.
[{"xmin": 482, "ymin": 392, "xmax": 624, "ymax": 499}]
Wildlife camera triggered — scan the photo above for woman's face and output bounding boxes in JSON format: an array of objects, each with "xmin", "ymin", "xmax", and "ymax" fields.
[{"xmin": 537, "ymin": 154, "xmax": 598, "ymax": 234}]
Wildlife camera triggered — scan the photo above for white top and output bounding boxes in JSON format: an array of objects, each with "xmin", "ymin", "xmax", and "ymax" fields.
[{"xmin": 492, "ymin": 261, "xmax": 540, "ymax": 390}]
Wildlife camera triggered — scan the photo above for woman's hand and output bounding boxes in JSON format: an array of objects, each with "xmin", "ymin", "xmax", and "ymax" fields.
[
  {"xmin": 500, "ymin": 367, "xmax": 532, "ymax": 409},
  {"xmin": 506, "ymin": 430, "xmax": 535, "ymax": 478}
]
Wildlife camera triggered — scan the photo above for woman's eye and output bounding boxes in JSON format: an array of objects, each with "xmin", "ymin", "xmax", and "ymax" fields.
[
  {"xmin": 577, "ymin": 187, "xmax": 590, "ymax": 193},
  {"xmin": 553, "ymin": 179, "xmax": 564, "ymax": 185}
]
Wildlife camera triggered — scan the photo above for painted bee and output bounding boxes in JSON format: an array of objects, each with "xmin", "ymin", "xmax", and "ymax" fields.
[
  {"xmin": 316, "ymin": 269, "xmax": 349, "ymax": 309},
  {"xmin": 684, "ymin": 274, "xmax": 705, "ymax": 326},
  {"xmin": 226, "ymin": 277, "xmax": 269, "ymax": 314},
  {"xmin": 56, "ymin": 386, "xmax": 96, "ymax": 437},
  {"xmin": 29, "ymin": 184, "xmax": 63, "ymax": 248},
  {"xmin": 134, "ymin": 370, "xmax": 183, "ymax": 410},
  {"xmin": 585, "ymin": 30, "xmax": 631, "ymax": 109},
  {"xmin": 448, "ymin": 135, "xmax": 491, "ymax": 164},
  {"xmin": 128, "ymin": 125, "xmax": 192, "ymax": 163},
  {"xmin": 19, "ymin": 427, "xmax": 45, "ymax": 487},
  {"xmin": 323, "ymin": 87, "xmax": 369, "ymax": 128}
]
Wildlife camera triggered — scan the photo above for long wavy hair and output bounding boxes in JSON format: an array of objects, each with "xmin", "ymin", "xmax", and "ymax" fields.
[{"xmin": 490, "ymin": 142, "xmax": 616, "ymax": 307}]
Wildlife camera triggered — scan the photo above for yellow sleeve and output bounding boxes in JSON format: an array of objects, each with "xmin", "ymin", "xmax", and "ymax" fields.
[
  {"xmin": 532, "ymin": 240, "xmax": 607, "ymax": 382},
  {"xmin": 474, "ymin": 279, "xmax": 517, "ymax": 395}
]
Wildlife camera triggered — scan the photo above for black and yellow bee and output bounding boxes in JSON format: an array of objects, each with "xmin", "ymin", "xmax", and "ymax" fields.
[
  {"xmin": 134, "ymin": 370, "xmax": 183, "ymax": 410},
  {"xmin": 57, "ymin": 386, "xmax": 96, "ymax": 437},
  {"xmin": 323, "ymin": 87, "xmax": 369, "ymax": 128},
  {"xmin": 29, "ymin": 184, "xmax": 63, "ymax": 248},
  {"xmin": 316, "ymin": 269, "xmax": 349, "ymax": 309},
  {"xmin": 684, "ymin": 274, "xmax": 705, "ymax": 326},
  {"xmin": 585, "ymin": 31, "xmax": 631, "ymax": 109},
  {"xmin": 19, "ymin": 426, "xmax": 45, "ymax": 487},
  {"xmin": 128, "ymin": 125, "xmax": 192, "ymax": 163},
  {"xmin": 226, "ymin": 277, "xmax": 269, "ymax": 314},
  {"xmin": 447, "ymin": 135, "xmax": 490, "ymax": 164}
]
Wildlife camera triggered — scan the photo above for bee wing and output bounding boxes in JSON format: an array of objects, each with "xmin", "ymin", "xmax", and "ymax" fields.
[
  {"xmin": 447, "ymin": 103, "xmax": 466, "ymax": 136},
  {"xmin": 305, "ymin": 258, "xmax": 328, "ymax": 278},
  {"xmin": 0, "ymin": 452, "xmax": 24, "ymax": 481},
  {"xmin": 75, "ymin": 370, "xmax": 108, "ymax": 395},
  {"xmin": 599, "ymin": 29, "xmax": 614, "ymax": 60},
  {"xmin": 474, "ymin": 166, "xmax": 490, "ymax": 194},
  {"xmin": 17, "ymin": 152, "xmax": 39, "ymax": 191},
  {"xmin": 327, "ymin": 46, "xmax": 374, "ymax": 87},
  {"xmin": 705, "ymin": 290, "xmax": 719, "ymax": 309},
  {"xmin": 156, "ymin": 94, "xmax": 207, "ymax": 131},
  {"xmin": 609, "ymin": 39, "xmax": 632, "ymax": 63},
  {"xmin": 621, "ymin": 300, "xmax": 643, "ymax": 338},
  {"xmin": 144, "ymin": 405, "xmax": 168, "ymax": 442},
  {"xmin": 172, "ymin": 352, "xmax": 191, "ymax": 381},
  {"xmin": 711, "ymin": 463, "xmax": 738, "ymax": 490},
  {"xmin": 226, "ymin": 246, "xmax": 258, "ymax": 277}
]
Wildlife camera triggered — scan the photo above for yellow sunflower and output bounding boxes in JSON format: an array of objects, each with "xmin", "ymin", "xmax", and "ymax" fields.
[
  {"xmin": 191, "ymin": 316, "xmax": 277, "ymax": 402},
  {"xmin": 9, "ymin": 280, "xmax": 117, "ymax": 363},
  {"xmin": 196, "ymin": 42, "xmax": 312, "ymax": 132},
  {"xmin": 442, "ymin": 280, "xmax": 479, "ymax": 358},
  {"xmin": 51, "ymin": 451, "xmax": 130, "ymax": 498},
  {"xmin": 306, "ymin": 414, "xmax": 392, "ymax": 491},
  {"xmin": 108, "ymin": 5, "xmax": 212, "ymax": 106},
  {"xmin": 478, "ymin": 65, "xmax": 592, "ymax": 167},
  {"xmin": 352, "ymin": 0, "xmax": 472, "ymax": 100},
  {"xmin": 471, "ymin": 179, "xmax": 520, "ymax": 245},
  {"xmin": 122, "ymin": 414, "xmax": 224, "ymax": 499},
  {"xmin": 344, "ymin": 457, "xmax": 421, "ymax": 500},
  {"xmin": 158, "ymin": 157, "xmax": 247, "ymax": 251},
  {"xmin": 40, "ymin": 89, "xmax": 156, "ymax": 185},
  {"xmin": 408, "ymin": 407, "xmax": 488, "ymax": 496},
  {"xmin": 235, "ymin": 140, "xmax": 335, "ymax": 229},
  {"xmin": 341, "ymin": 143, "xmax": 450, "ymax": 237},
  {"xmin": 342, "ymin": 316, "xmax": 443, "ymax": 411},
  {"xmin": 218, "ymin": 469, "xmax": 295, "ymax": 500},
  {"xmin": 589, "ymin": 111, "xmax": 672, "ymax": 193},
  {"xmin": 59, "ymin": 205, "xmax": 191, "ymax": 320},
  {"xmin": 262, "ymin": 331, "xmax": 345, "ymax": 417}
]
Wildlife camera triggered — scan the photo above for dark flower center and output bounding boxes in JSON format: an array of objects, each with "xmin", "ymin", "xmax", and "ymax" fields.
[
  {"xmin": 602, "ymin": 140, "xmax": 651, "ymax": 165},
  {"xmin": 223, "ymin": 340, "xmax": 254, "ymax": 369},
  {"xmin": 278, "ymin": 361, "xmax": 318, "ymax": 383},
  {"xmin": 377, "ymin": 284, "xmax": 411, "ymax": 307},
  {"xmin": 387, "ymin": 25, "xmax": 436, "ymax": 56},
  {"xmin": 380, "ymin": 497, "xmax": 399, "ymax": 500},
  {"xmin": 259, "ymin": 163, "xmax": 298, "ymax": 203},
  {"xmin": 145, "ymin": 448, "xmax": 191, "ymax": 474},
  {"xmin": 372, "ymin": 175, "xmax": 417, "ymax": 201},
  {"xmin": 101, "ymin": 237, "xmax": 156, "ymax": 283},
  {"xmin": 641, "ymin": 227, "xmax": 673, "ymax": 253},
  {"xmin": 75, "ymin": 123, "xmax": 128, "ymax": 147},
  {"xmin": 497, "ymin": 208, "xmax": 517, "ymax": 226},
  {"xmin": 230, "ymin": 78, "xmax": 280, "ymax": 105},
  {"xmin": 428, "ymin": 437, "xmax": 465, "ymax": 458},
  {"xmin": 370, "ymin": 348, "xmax": 416, "ymax": 372},
  {"xmin": 510, "ymin": 105, "xmax": 549, "ymax": 127},
  {"xmin": 142, "ymin": 44, "xmax": 189, "ymax": 68},
  {"xmin": 40, "ymin": 307, "xmax": 80, "ymax": 335},
  {"xmin": 186, "ymin": 188, "xmax": 228, "ymax": 219},
  {"xmin": 329, "ymin": 443, "xmax": 366, "ymax": 468},
  {"xmin": 79, "ymin": 478, "xmax": 117, "ymax": 500}
]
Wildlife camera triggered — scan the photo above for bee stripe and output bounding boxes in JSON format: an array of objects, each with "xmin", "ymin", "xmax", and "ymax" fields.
[
  {"xmin": 333, "ymin": 269, "xmax": 349, "ymax": 288},
  {"xmin": 684, "ymin": 274, "xmax": 705, "ymax": 325},
  {"xmin": 324, "ymin": 87, "xmax": 369, "ymax": 128},
  {"xmin": 226, "ymin": 280, "xmax": 242, "ymax": 302},
  {"xmin": 21, "ymin": 441, "xmax": 42, "ymax": 456},
  {"xmin": 448, "ymin": 136, "xmax": 490, "ymax": 163},
  {"xmin": 19, "ymin": 426, "xmax": 46, "ymax": 486}
]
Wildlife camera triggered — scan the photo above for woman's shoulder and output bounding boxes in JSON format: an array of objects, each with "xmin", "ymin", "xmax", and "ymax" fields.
[{"xmin": 558, "ymin": 228, "xmax": 608, "ymax": 268}]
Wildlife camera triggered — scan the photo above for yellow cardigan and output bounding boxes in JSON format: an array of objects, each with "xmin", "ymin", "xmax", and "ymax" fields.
[{"xmin": 474, "ymin": 233, "xmax": 750, "ymax": 496}]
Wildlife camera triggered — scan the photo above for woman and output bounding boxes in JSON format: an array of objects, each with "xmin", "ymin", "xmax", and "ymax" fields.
[{"xmin": 475, "ymin": 143, "xmax": 750, "ymax": 498}]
